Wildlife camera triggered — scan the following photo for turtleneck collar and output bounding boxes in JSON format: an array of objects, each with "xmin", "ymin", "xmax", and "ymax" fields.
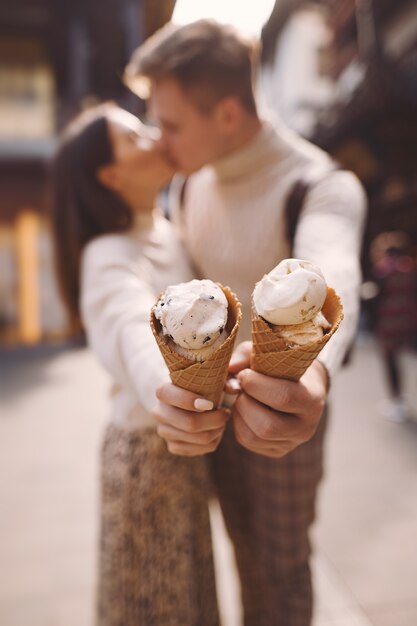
[{"xmin": 211, "ymin": 121, "xmax": 284, "ymax": 183}]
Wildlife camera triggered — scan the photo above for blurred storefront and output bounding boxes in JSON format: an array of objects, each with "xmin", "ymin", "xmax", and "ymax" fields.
[
  {"xmin": 0, "ymin": 0, "xmax": 175, "ymax": 345},
  {"xmin": 311, "ymin": 0, "xmax": 417, "ymax": 279},
  {"xmin": 260, "ymin": 0, "xmax": 417, "ymax": 282}
]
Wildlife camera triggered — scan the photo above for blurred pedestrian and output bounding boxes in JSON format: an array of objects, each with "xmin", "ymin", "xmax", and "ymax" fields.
[
  {"xmin": 50, "ymin": 103, "xmax": 221, "ymax": 626},
  {"xmin": 125, "ymin": 19, "xmax": 366, "ymax": 626},
  {"xmin": 370, "ymin": 231, "xmax": 417, "ymax": 422}
]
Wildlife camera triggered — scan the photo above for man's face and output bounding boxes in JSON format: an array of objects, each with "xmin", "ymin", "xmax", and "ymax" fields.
[{"xmin": 149, "ymin": 78, "xmax": 226, "ymax": 174}]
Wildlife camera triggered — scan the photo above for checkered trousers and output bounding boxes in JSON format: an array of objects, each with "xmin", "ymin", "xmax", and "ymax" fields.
[{"xmin": 209, "ymin": 408, "xmax": 328, "ymax": 626}]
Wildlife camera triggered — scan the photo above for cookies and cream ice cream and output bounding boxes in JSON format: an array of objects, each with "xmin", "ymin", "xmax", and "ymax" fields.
[
  {"xmin": 150, "ymin": 280, "xmax": 242, "ymax": 406},
  {"xmin": 153, "ymin": 279, "xmax": 229, "ymax": 362},
  {"xmin": 253, "ymin": 259, "xmax": 331, "ymax": 347}
]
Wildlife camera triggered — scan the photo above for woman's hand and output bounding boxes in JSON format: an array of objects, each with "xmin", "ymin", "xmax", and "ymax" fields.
[{"xmin": 152, "ymin": 383, "xmax": 230, "ymax": 456}]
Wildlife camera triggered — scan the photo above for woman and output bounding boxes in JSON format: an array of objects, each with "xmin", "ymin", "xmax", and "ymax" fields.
[{"xmin": 50, "ymin": 104, "xmax": 220, "ymax": 625}]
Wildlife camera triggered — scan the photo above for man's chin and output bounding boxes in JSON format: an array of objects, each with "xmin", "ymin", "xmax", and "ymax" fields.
[
  {"xmin": 167, "ymin": 154, "xmax": 203, "ymax": 175},
  {"xmin": 177, "ymin": 163, "xmax": 202, "ymax": 176}
]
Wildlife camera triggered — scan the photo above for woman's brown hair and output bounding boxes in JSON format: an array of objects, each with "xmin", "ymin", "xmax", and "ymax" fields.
[{"xmin": 50, "ymin": 105, "xmax": 133, "ymax": 332}]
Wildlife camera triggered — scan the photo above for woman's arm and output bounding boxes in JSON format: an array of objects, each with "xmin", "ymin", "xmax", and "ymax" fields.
[{"xmin": 80, "ymin": 235, "xmax": 169, "ymax": 414}]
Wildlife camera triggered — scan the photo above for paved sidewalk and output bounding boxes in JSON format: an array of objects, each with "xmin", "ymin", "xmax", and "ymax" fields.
[{"xmin": 1, "ymin": 337, "xmax": 416, "ymax": 625}]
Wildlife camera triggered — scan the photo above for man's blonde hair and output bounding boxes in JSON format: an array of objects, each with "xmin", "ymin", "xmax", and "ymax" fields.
[{"xmin": 124, "ymin": 19, "xmax": 259, "ymax": 115}]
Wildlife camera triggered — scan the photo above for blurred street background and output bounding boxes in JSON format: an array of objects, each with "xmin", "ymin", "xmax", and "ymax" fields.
[
  {"xmin": 1, "ymin": 336, "xmax": 417, "ymax": 626},
  {"xmin": 1, "ymin": 1, "xmax": 417, "ymax": 624}
]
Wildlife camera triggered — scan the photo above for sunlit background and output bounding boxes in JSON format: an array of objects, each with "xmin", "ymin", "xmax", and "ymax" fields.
[{"xmin": 172, "ymin": 0, "xmax": 276, "ymax": 36}]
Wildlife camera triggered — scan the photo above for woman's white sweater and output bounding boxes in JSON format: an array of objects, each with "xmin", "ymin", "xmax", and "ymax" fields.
[{"xmin": 80, "ymin": 211, "xmax": 194, "ymax": 430}]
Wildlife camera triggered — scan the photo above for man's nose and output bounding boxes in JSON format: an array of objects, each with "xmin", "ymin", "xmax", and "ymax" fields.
[{"xmin": 147, "ymin": 125, "xmax": 162, "ymax": 142}]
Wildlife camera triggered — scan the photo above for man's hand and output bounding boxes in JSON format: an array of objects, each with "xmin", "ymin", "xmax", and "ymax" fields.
[
  {"xmin": 229, "ymin": 342, "xmax": 329, "ymax": 458},
  {"xmin": 152, "ymin": 383, "xmax": 230, "ymax": 456}
]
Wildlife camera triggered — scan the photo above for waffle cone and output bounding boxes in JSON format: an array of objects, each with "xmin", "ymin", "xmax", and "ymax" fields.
[
  {"xmin": 251, "ymin": 287, "xmax": 343, "ymax": 381},
  {"xmin": 150, "ymin": 285, "xmax": 242, "ymax": 407}
]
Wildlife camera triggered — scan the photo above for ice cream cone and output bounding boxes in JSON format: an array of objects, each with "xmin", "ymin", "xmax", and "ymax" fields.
[
  {"xmin": 151, "ymin": 285, "xmax": 242, "ymax": 406},
  {"xmin": 251, "ymin": 287, "xmax": 343, "ymax": 381}
]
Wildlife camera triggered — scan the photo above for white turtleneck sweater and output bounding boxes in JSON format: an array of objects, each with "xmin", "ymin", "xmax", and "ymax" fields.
[
  {"xmin": 80, "ymin": 211, "xmax": 195, "ymax": 430},
  {"xmin": 173, "ymin": 119, "xmax": 366, "ymax": 377}
]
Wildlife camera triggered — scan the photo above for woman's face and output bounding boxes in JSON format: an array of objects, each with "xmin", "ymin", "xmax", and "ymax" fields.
[{"xmin": 106, "ymin": 109, "xmax": 175, "ymax": 196}]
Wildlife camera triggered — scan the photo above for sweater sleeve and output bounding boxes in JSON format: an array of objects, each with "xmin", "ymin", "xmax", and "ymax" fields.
[
  {"xmin": 293, "ymin": 169, "xmax": 367, "ymax": 377},
  {"xmin": 80, "ymin": 236, "xmax": 169, "ymax": 415}
]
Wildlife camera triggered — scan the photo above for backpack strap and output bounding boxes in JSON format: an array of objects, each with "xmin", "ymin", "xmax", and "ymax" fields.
[
  {"xmin": 285, "ymin": 165, "xmax": 340, "ymax": 254},
  {"xmin": 285, "ymin": 178, "xmax": 312, "ymax": 250}
]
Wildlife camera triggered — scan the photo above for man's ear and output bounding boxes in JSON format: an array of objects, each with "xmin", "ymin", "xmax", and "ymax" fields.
[
  {"xmin": 96, "ymin": 163, "xmax": 120, "ymax": 191},
  {"xmin": 215, "ymin": 97, "xmax": 242, "ymax": 134}
]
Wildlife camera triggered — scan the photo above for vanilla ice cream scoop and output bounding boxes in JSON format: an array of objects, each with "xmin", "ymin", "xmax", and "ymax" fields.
[
  {"xmin": 253, "ymin": 258, "xmax": 327, "ymax": 325},
  {"xmin": 153, "ymin": 279, "xmax": 228, "ymax": 351},
  {"xmin": 273, "ymin": 312, "xmax": 331, "ymax": 346}
]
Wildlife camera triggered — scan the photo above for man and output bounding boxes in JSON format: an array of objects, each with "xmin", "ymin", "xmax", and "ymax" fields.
[{"xmin": 125, "ymin": 19, "xmax": 366, "ymax": 626}]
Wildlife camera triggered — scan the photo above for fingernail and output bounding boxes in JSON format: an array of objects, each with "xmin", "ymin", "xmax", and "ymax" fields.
[
  {"xmin": 228, "ymin": 378, "xmax": 241, "ymax": 392},
  {"xmin": 194, "ymin": 398, "xmax": 214, "ymax": 411}
]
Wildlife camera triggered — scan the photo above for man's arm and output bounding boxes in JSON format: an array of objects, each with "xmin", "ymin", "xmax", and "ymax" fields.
[{"xmin": 294, "ymin": 169, "xmax": 366, "ymax": 375}]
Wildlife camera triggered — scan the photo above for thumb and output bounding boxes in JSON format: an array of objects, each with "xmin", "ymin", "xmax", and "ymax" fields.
[{"xmin": 229, "ymin": 341, "xmax": 252, "ymax": 374}]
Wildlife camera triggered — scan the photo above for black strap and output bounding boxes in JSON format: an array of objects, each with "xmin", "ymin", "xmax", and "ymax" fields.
[
  {"xmin": 285, "ymin": 178, "xmax": 312, "ymax": 251},
  {"xmin": 285, "ymin": 165, "xmax": 340, "ymax": 254}
]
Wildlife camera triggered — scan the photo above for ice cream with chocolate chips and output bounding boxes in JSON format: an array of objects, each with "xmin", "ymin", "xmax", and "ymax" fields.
[
  {"xmin": 151, "ymin": 279, "xmax": 241, "ymax": 406},
  {"xmin": 153, "ymin": 279, "xmax": 229, "ymax": 362}
]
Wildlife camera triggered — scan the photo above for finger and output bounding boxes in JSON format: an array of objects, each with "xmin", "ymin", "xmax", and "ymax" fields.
[
  {"xmin": 165, "ymin": 438, "xmax": 222, "ymax": 456},
  {"xmin": 228, "ymin": 341, "xmax": 252, "ymax": 374},
  {"xmin": 237, "ymin": 368, "xmax": 308, "ymax": 414},
  {"xmin": 232, "ymin": 407, "xmax": 292, "ymax": 458},
  {"xmin": 156, "ymin": 382, "xmax": 214, "ymax": 412},
  {"xmin": 157, "ymin": 423, "xmax": 225, "ymax": 446},
  {"xmin": 234, "ymin": 392, "xmax": 302, "ymax": 441},
  {"xmin": 152, "ymin": 402, "xmax": 230, "ymax": 433}
]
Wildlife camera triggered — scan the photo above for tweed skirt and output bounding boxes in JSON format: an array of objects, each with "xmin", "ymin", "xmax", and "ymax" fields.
[{"xmin": 97, "ymin": 423, "xmax": 220, "ymax": 626}]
